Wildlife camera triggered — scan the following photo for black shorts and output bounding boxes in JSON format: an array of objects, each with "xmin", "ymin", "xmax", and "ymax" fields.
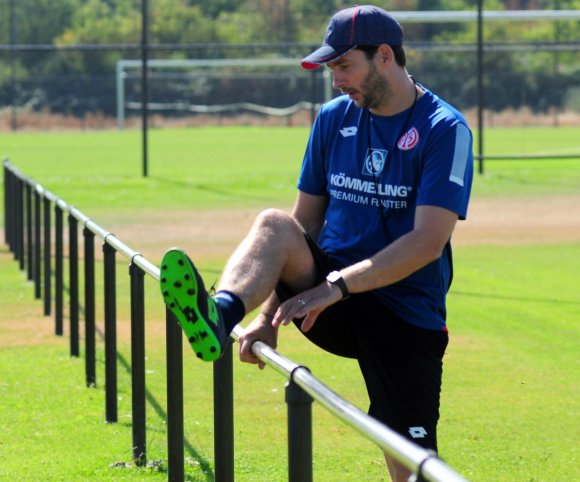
[{"xmin": 276, "ymin": 234, "xmax": 449, "ymax": 451}]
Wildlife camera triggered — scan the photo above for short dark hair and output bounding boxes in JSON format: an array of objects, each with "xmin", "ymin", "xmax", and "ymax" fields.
[{"xmin": 356, "ymin": 45, "xmax": 406, "ymax": 68}]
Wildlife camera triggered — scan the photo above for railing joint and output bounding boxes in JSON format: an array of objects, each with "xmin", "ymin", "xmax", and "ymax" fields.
[
  {"xmin": 130, "ymin": 252, "xmax": 142, "ymax": 265},
  {"xmin": 412, "ymin": 450, "xmax": 440, "ymax": 482},
  {"xmin": 289, "ymin": 364, "xmax": 310, "ymax": 384}
]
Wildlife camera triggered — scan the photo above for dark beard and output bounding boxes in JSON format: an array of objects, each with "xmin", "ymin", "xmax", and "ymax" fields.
[{"xmin": 358, "ymin": 62, "xmax": 391, "ymax": 111}]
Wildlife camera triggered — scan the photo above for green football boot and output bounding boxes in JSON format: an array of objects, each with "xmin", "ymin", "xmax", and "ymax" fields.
[{"xmin": 160, "ymin": 248, "xmax": 227, "ymax": 362}]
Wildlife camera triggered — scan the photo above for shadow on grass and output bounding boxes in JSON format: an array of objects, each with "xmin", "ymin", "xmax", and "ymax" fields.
[
  {"xmin": 95, "ymin": 323, "xmax": 216, "ymax": 481},
  {"xmin": 485, "ymin": 170, "xmax": 580, "ymax": 190},
  {"xmin": 3, "ymin": 248, "xmax": 216, "ymax": 480},
  {"xmin": 53, "ymin": 276, "xmax": 216, "ymax": 481},
  {"xmin": 153, "ymin": 175, "xmax": 281, "ymax": 203},
  {"xmin": 452, "ymin": 290, "xmax": 580, "ymax": 306}
]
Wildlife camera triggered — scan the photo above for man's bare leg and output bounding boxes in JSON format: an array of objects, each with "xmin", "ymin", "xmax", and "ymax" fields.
[
  {"xmin": 160, "ymin": 208, "xmax": 316, "ymax": 361},
  {"xmin": 217, "ymin": 208, "xmax": 318, "ymax": 313},
  {"xmin": 385, "ymin": 454, "xmax": 412, "ymax": 482}
]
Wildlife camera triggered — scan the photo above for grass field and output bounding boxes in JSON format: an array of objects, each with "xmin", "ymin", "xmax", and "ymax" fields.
[{"xmin": 0, "ymin": 126, "xmax": 579, "ymax": 481}]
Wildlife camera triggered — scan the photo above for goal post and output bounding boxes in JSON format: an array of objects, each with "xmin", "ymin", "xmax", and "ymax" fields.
[{"xmin": 115, "ymin": 58, "xmax": 333, "ymax": 129}]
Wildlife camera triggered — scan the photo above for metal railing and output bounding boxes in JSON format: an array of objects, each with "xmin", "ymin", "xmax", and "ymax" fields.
[{"xmin": 2, "ymin": 159, "xmax": 468, "ymax": 482}]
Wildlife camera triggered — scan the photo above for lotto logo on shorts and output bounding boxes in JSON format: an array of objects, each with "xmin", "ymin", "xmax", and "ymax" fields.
[
  {"xmin": 408, "ymin": 426, "xmax": 428, "ymax": 439},
  {"xmin": 398, "ymin": 127, "xmax": 419, "ymax": 151}
]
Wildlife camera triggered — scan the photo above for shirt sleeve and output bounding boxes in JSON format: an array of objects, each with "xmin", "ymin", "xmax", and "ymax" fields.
[
  {"xmin": 297, "ymin": 110, "xmax": 329, "ymax": 196},
  {"xmin": 416, "ymin": 119, "xmax": 474, "ymax": 220}
]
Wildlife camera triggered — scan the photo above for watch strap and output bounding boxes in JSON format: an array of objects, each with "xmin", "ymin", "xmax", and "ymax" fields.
[{"xmin": 326, "ymin": 271, "xmax": 350, "ymax": 300}]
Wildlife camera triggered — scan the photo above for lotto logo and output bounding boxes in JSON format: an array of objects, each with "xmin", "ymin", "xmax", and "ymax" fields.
[
  {"xmin": 408, "ymin": 426, "xmax": 428, "ymax": 439},
  {"xmin": 398, "ymin": 127, "xmax": 419, "ymax": 150},
  {"xmin": 340, "ymin": 126, "xmax": 358, "ymax": 137}
]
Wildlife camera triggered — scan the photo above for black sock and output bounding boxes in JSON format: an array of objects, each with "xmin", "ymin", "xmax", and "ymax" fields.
[{"xmin": 212, "ymin": 290, "xmax": 246, "ymax": 334}]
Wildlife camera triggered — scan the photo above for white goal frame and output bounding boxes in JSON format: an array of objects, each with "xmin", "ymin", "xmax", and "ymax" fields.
[{"xmin": 115, "ymin": 58, "xmax": 332, "ymax": 129}]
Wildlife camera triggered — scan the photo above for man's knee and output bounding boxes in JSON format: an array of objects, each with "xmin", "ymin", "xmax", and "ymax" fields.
[{"xmin": 253, "ymin": 208, "xmax": 301, "ymax": 236}]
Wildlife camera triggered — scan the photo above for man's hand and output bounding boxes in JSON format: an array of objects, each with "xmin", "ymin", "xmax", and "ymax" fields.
[
  {"xmin": 239, "ymin": 313, "xmax": 279, "ymax": 369},
  {"xmin": 272, "ymin": 280, "xmax": 342, "ymax": 332}
]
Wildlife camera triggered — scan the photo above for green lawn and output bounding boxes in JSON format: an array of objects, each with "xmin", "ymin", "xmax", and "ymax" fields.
[
  {"xmin": 0, "ymin": 125, "xmax": 579, "ymax": 481},
  {"xmin": 1, "ymin": 125, "xmax": 579, "ymax": 214}
]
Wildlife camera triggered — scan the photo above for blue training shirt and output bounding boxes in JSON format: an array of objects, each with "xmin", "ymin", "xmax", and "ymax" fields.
[{"xmin": 297, "ymin": 86, "xmax": 473, "ymax": 331}]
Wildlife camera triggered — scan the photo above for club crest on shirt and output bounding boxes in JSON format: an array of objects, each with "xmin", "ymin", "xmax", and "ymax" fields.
[
  {"xmin": 397, "ymin": 127, "xmax": 419, "ymax": 150},
  {"xmin": 362, "ymin": 148, "xmax": 387, "ymax": 176}
]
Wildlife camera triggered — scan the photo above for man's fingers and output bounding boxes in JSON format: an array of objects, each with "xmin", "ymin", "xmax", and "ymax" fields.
[
  {"xmin": 239, "ymin": 334, "xmax": 277, "ymax": 366},
  {"xmin": 239, "ymin": 337, "xmax": 259, "ymax": 364},
  {"xmin": 274, "ymin": 296, "xmax": 310, "ymax": 326},
  {"xmin": 300, "ymin": 311, "xmax": 320, "ymax": 332}
]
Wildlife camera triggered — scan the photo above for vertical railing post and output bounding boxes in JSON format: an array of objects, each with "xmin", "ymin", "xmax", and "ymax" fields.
[
  {"xmin": 43, "ymin": 196, "xmax": 51, "ymax": 316},
  {"xmin": 68, "ymin": 213, "xmax": 79, "ymax": 357},
  {"xmin": 26, "ymin": 183, "xmax": 32, "ymax": 279},
  {"xmin": 477, "ymin": 0, "xmax": 485, "ymax": 175},
  {"xmin": 54, "ymin": 204, "xmax": 64, "ymax": 336},
  {"xmin": 16, "ymin": 178, "xmax": 24, "ymax": 269},
  {"xmin": 34, "ymin": 187, "xmax": 42, "ymax": 300},
  {"xmin": 310, "ymin": 69, "xmax": 317, "ymax": 125},
  {"xmin": 84, "ymin": 226, "xmax": 96, "ymax": 387},
  {"xmin": 129, "ymin": 260, "xmax": 146, "ymax": 466},
  {"xmin": 286, "ymin": 376, "xmax": 314, "ymax": 482},
  {"xmin": 166, "ymin": 309, "xmax": 184, "ymax": 482},
  {"xmin": 103, "ymin": 241, "xmax": 118, "ymax": 423},
  {"xmin": 214, "ymin": 339, "xmax": 234, "ymax": 482},
  {"xmin": 3, "ymin": 162, "xmax": 11, "ymax": 247},
  {"xmin": 6, "ymin": 167, "xmax": 16, "ymax": 255}
]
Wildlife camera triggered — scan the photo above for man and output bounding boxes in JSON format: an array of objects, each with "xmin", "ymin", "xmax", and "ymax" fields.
[{"xmin": 160, "ymin": 5, "xmax": 473, "ymax": 481}]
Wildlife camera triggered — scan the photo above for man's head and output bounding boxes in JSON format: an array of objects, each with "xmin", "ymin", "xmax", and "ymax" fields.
[{"xmin": 301, "ymin": 5, "xmax": 404, "ymax": 70}]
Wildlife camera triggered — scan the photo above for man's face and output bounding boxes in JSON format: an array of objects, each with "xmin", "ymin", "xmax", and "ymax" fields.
[{"xmin": 327, "ymin": 49, "xmax": 390, "ymax": 111}]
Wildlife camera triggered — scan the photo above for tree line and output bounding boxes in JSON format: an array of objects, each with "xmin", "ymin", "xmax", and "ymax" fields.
[{"xmin": 0, "ymin": 0, "xmax": 578, "ymax": 118}]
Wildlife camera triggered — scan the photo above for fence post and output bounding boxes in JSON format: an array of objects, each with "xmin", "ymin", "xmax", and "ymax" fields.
[
  {"xmin": 129, "ymin": 261, "xmax": 146, "ymax": 466},
  {"xmin": 54, "ymin": 204, "xmax": 64, "ymax": 336},
  {"xmin": 6, "ymin": 167, "xmax": 16, "ymax": 256},
  {"xmin": 103, "ymin": 241, "xmax": 118, "ymax": 423},
  {"xmin": 286, "ymin": 376, "xmax": 314, "ymax": 482},
  {"xmin": 43, "ymin": 196, "xmax": 51, "ymax": 316},
  {"xmin": 84, "ymin": 227, "xmax": 96, "ymax": 387},
  {"xmin": 68, "ymin": 213, "xmax": 79, "ymax": 357},
  {"xmin": 16, "ymin": 177, "xmax": 24, "ymax": 270},
  {"xmin": 26, "ymin": 183, "xmax": 32, "ymax": 280},
  {"xmin": 166, "ymin": 309, "xmax": 184, "ymax": 482},
  {"xmin": 3, "ymin": 162, "xmax": 11, "ymax": 247},
  {"xmin": 213, "ymin": 339, "xmax": 234, "ymax": 482},
  {"xmin": 34, "ymin": 188, "xmax": 41, "ymax": 300},
  {"xmin": 477, "ymin": 0, "xmax": 485, "ymax": 175},
  {"xmin": 309, "ymin": 69, "xmax": 317, "ymax": 125}
]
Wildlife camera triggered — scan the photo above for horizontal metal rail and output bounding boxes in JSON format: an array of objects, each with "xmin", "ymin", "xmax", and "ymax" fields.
[
  {"xmin": 3, "ymin": 159, "xmax": 469, "ymax": 482},
  {"xmin": 475, "ymin": 153, "xmax": 580, "ymax": 161},
  {"xmin": 230, "ymin": 326, "xmax": 466, "ymax": 482}
]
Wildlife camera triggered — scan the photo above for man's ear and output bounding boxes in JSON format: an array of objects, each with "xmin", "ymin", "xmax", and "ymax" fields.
[{"xmin": 376, "ymin": 44, "xmax": 393, "ymax": 65}]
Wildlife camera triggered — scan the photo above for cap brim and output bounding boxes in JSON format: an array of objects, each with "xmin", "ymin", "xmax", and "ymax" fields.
[{"xmin": 301, "ymin": 45, "xmax": 354, "ymax": 70}]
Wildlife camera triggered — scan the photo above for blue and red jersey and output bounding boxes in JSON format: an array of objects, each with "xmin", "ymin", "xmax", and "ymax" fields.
[{"xmin": 298, "ymin": 86, "xmax": 473, "ymax": 331}]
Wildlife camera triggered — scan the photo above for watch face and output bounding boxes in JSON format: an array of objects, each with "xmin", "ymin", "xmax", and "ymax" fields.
[{"xmin": 327, "ymin": 271, "xmax": 341, "ymax": 283}]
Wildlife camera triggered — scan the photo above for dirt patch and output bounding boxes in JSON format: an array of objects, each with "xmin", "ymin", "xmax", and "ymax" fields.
[
  {"xmin": 97, "ymin": 208, "xmax": 263, "ymax": 262},
  {"xmin": 110, "ymin": 194, "xmax": 580, "ymax": 262},
  {"xmin": 453, "ymin": 194, "xmax": 580, "ymax": 246},
  {"xmin": 2, "ymin": 194, "xmax": 579, "ymax": 350}
]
